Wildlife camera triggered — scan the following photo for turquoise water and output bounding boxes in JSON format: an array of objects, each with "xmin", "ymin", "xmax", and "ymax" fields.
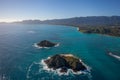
[{"xmin": 0, "ymin": 24, "xmax": 120, "ymax": 80}]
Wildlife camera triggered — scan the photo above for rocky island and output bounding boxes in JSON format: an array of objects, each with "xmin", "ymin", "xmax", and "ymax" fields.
[
  {"xmin": 43, "ymin": 54, "xmax": 87, "ymax": 73},
  {"xmin": 35, "ymin": 40, "xmax": 58, "ymax": 48}
]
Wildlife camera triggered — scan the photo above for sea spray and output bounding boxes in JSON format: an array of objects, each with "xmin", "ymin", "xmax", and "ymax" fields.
[
  {"xmin": 109, "ymin": 52, "xmax": 120, "ymax": 61},
  {"xmin": 40, "ymin": 55, "xmax": 91, "ymax": 76},
  {"xmin": 33, "ymin": 43, "xmax": 60, "ymax": 49}
]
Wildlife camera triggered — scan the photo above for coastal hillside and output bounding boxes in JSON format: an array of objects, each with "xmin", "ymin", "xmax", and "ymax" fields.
[
  {"xmin": 13, "ymin": 16, "xmax": 120, "ymax": 27},
  {"xmin": 11, "ymin": 16, "xmax": 120, "ymax": 37}
]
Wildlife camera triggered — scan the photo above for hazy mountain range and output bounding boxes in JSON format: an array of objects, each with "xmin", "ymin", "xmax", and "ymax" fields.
[{"xmin": 1, "ymin": 16, "xmax": 120, "ymax": 27}]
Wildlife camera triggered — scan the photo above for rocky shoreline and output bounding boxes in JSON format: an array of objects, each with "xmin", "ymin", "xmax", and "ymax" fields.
[
  {"xmin": 34, "ymin": 40, "xmax": 59, "ymax": 48},
  {"xmin": 43, "ymin": 54, "xmax": 87, "ymax": 73},
  {"xmin": 78, "ymin": 27, "xmax": 120, "ymax": 37}
]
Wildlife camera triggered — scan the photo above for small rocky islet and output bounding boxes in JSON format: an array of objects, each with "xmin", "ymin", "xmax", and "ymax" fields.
[
  {"xmin": 44, "ymin": 54, "xmax": 87, "ymax": 73},
  {"xmin": 36, "ymin": 40, "xmax": 57, "ymax": 48}
]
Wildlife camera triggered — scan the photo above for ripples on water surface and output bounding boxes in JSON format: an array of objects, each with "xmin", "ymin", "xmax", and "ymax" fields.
[{"xmin": 0, "ymin": 24, "xmax": 120, "ymax": 80}]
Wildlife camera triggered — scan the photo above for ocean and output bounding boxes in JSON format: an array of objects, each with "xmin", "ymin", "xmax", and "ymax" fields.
[{"xmin": 0, "ymin": 24, "xmax": 120, "ymax": 80}]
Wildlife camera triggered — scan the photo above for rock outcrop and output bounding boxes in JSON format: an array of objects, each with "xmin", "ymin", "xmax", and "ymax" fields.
[
  {"xmin": 37, "ymin": 40, "xmax": 57, "ymax": 47},
  {"xmin": 44, "ymin": 54, "xmax": 87, "ymax": 72}
]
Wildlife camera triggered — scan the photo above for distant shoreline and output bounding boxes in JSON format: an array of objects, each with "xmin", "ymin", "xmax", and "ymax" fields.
[
  {"xmin": 77, "ymin": 27, "xmax": 120, "ymax": 37},
  {"xmin": 1, "ymin": 16, "xmax": 120, "ymax": 37}
]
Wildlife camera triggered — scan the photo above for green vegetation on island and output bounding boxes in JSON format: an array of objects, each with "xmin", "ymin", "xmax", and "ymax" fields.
[
  {"xmin": 78, "ymin": 27, "xmax": 120, "ymax": 37},
  {"xmin": 44, "ymin": 54, "xmax": 86, "ymax": 72}
]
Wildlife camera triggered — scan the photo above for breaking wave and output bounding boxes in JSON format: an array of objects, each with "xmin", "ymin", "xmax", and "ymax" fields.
[
  {"xmin": 33, "ymin": 43, "xmax": 60, "ymax": 49},
  {"xmin": 26, "ymin": 59, "xmax": 92, "ymax": 80},
  {"xmin": 40, "ymin": 56, "xmax": 91, "ymax": 76},
  {"xmin": 26, "ymin": 62, "xmax": 34, "ymax": 79},
  {"xmin": 26, "ymin": 61, "xmax": 41, "ymax": 79},
  {"xmin": 109, "ymin": 52, "xmax": 120, "ymax": 61}
]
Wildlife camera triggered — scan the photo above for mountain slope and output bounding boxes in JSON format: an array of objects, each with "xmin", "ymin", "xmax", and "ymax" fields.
[{"xmin": 14, "ymin": 16, "xmax": 120, "ymax": 27}]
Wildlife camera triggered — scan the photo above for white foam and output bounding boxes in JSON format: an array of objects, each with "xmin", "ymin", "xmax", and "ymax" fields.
[
  {"xmin": 33, "ymin": 43, "xmax": 60, "ymax": 49},
  {"xmin": 40, "ymin": 60, "xmax": 71, "ymax": 76},
  {"xmin": 33, "ymin": 43, "xmax": 49, "ymax": 49},
  {"xmin": 26, "ymin": 62, "xmax": 38, "ymax": 79},
  {"xmin": 27, "ymin": 30, "xmax": 35, "ymax": 34},
  {"xmin": 109, "ymin": 52, "xmax": 120, "ymax": 61},
  {"xmin": 41, "ymin": 59, "xmax": 51, "ymax": 71},
  {"xmin": 55, "ymin": 69, "xmax": 72, "ymax": 76},
  {"xmin": 54, "ymin": 43, "xmax": 60, "ymax": 47},
  {"xmin": 40, "ymin": 57, "xmax": 91, "ymax": 76},
  {"xmin": 25, "ymin": 58, "xmax": 92, "ymax": 80},
  {"xmin": 77, "ymin": 27, "xmax": 79, "ymax": 31}
]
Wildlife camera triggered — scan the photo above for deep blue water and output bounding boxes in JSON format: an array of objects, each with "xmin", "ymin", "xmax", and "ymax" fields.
[{"xmin": 0, "ymin": 24, "xmax": 120, "ymax": 80}]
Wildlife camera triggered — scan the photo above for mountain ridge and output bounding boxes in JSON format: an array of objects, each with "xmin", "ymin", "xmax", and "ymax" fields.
[{"xmin": 10, "ymin": 16, "xmax": 120, "ymax": 27}]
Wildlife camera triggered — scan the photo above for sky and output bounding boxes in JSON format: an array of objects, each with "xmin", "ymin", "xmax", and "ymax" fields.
[{"xmin": 0, "ymin": 0, "xmax": 120, "ymax": 22}]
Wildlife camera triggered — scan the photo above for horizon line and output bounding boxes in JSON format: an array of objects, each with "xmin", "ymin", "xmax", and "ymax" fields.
[{"xmin": 0, "ymin": 15, "xmax": 120, "ymax": 23}]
